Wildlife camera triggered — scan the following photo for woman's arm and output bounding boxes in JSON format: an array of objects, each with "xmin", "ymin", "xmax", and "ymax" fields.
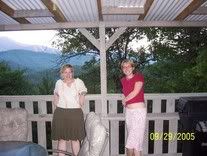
[
  {"xmin": 124, "ymin": 81, "xmax": 143, "ymax": 102},
  {"xmin": 53, "ymin": 92, "xmax": 59, "ymax": 109},
  {"xmin": 79, "ymin": 91, "xmax": 87, "ymax": 107}
]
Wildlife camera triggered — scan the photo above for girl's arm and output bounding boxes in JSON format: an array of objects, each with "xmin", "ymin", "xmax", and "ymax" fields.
[{"xmin": 124, "ymin": 81, "xmax": 143, "ymax": 102}]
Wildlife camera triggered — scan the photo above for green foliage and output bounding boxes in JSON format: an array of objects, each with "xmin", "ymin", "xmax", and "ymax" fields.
[
  {"xmin": 194, "ymin": 48, "xmax": 207, "ymax": 79},
  {"xmin": 144, "ymin": 61, "xmax": 191, "ymax": 93},
  {"xmin": 52, "ymin": 29, "xmax": 99, "ymax": 54},
  {"xmin": 0, "ymin": 62, "xmax": 59, "ymax": 95},
  {"xmin": 53, "ymin": 27, "xmax": 207, "ymax": 93},
  {"xmin": 145, "ymin": 27, "xmax": 207, "ymax": 63},
  {"xmin": 0, "ymin": 62, "xmax": 33, "ymax": 95},
  {"xmin": 37, "ymin": 76, "xmax": 55, "ymax": 95},
  {"xmin": 79, "ymin": 58, "xmax": 100, "ymax": 94},
  {"xmin": 1, "ymin": 27, "xmax": 206, "ymax": 95},
  {"xmin": 181, "ymin": 47, "xmax": 207, "ymax": 92},
  {"xmin": 142, "ymin": 27, "xmax": 207, "ymax": 93},
  {"xmin": 53, "ymin": 27, "xmax": 151, "ymax": 93}
]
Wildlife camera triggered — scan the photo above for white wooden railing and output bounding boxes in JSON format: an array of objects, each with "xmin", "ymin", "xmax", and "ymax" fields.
[{"xmin": 0, "ymin": 93, "xmax": 207, "ymax": 156}]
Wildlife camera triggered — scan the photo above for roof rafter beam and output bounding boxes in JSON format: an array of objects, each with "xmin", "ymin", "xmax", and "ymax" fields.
[
  {"xmin": 105, "ymin": 21, "xmax": 207, "ymax": 27},
  {"xmin": 13, "ymin": 9, "xmax": 54, "ymax": 18},
  {"xmin": 138, "ymin": 0, "xmax": 154, "ymax": 20},
  {"xmin": 0, "ymin": 0, "xmax": 30, "ymax": 24},
  {"xmin": 0, "ymin": 21, "xmax": 207, "ymax": 31},
  {"xmin": 97, "ymin": 0, "xmax": 103, "ymax": 21},
  {"xmin": 78, "ymin": 28, "xmax": 100, "ymax": 50},
  {"xmin": 102, "ymin": 6, "xmax": 145, "ymax": 15},
  {"xmin": 41, "ymin": 0, "xmax": 67, "ymax": 22},
  {"xmin": 175, "ymin": 0, "xmax": 206, "ymax": 20},
  {"xmin": 106, "ymin": 27, "xmax": 127, "ymax": 50},
  {"xmin": 192, "ymin": 6, "xmax": 207, "ymax": 15}
]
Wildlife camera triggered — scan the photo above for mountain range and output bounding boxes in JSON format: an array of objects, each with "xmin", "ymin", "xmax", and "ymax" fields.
[
  {"xmin": 0, "ymin": 37, "xmax": 94, "ymax": 72},
  {"xmin": 0, "ymin": 49, "xmax": 93, "ymax": 72}
]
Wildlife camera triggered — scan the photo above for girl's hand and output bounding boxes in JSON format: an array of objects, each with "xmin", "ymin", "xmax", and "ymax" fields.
[{"xmin": 122, "ymin": 98, "xmax": 126, "ymax": 107}]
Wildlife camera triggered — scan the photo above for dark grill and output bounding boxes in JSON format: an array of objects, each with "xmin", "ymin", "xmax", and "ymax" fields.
[{"xmin": 177, "ymin": 96, "xmax": 207, "ymax": 156}]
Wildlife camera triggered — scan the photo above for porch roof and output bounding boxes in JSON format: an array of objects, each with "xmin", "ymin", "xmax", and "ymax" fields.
[{"xmin": 0, "ymin": 0, "xmax": 207, "ymax": 31}]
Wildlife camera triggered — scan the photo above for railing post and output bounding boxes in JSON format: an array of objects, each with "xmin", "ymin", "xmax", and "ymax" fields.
[
  {"xmin": 25, "ymin": 101, "xmax": 33, "ymax": 141},
  {"xmin": 99, "ymin": 22, "xmax": 110, "ymax": 156},
  {"xmin": 37, "ymin": 100, "xmax": 47, "ymax": 148},
  {"xmin": 109, "ymin": 100, "xmax": 119, "ymax": 155}
]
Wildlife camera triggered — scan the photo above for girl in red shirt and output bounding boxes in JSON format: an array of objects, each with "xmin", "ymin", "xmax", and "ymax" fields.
[{"xmin": 121, "ymin": 59, "xmax": 147, "ymax": 156}]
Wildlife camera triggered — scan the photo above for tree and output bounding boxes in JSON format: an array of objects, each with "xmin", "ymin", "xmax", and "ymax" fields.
[
  {"xmin": 194, "ymin": 47, "xmax": 207, "ymax": 79},
  {"xmin": 143, "ymin": 27, "xmax": 207, "ymax": 93},
  {"xmin": 37, "ymin": 76, "xmax": 55, "ymax": 95},
  {"xmin": 53, "ymin": 27, "xmax": 207, "ymax": 93},
  {"xmin": 53, "ymin": 28, "xmax": 153, "ymax": 93},
  {"xmin": 79, "ymin": 57, "xmax": 100, "ymax": 94},
  {"xmin": 0, "ymin": 62, "xmax": 33, "ymax": 95}
]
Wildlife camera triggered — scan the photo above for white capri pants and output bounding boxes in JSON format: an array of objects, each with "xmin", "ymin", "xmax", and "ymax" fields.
[{"xmin": 125, "ymin": 107, "xmax": 147, "ymax": 151}]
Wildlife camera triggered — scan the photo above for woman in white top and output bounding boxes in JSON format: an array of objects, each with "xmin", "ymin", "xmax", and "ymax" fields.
[{"xmin": 51, "ymin": 64, "xmax": 87, "ymax": 156}]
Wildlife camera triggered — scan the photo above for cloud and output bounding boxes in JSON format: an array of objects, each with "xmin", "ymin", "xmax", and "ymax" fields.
[{"xmin": 0, "ymin": 30, "xmax": 58, "ymax": 49}]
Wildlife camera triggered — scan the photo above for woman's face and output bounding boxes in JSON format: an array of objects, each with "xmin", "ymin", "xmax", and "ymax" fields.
[
  {"xmin": 122, "ymin": 62, "xmax": 134, "ymax": 76},
  {"xmin": 62, "ymin": 67, "xmax": 73, "ymax": 80}
]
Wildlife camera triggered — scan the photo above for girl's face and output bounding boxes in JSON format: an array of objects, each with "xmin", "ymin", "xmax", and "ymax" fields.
[
  {"xmin": 122, "ymin": 62, "xmax": 134, "ymax": 76},
  {"xmin": 62, "ymin": 68, "xmax": 73, "ymax": 80}
]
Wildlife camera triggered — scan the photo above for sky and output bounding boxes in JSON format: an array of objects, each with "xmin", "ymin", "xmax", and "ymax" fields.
[
  {"xmin": 129, "ymin": 37, "xmax": 150, "ymax": 52},
  {"xmin": 0, "ymin": 30, "xmax": 58, "ymax": 48},
  {"xmin": 0, "ymin": 30, "xmax": 149, "ymax": 52}
]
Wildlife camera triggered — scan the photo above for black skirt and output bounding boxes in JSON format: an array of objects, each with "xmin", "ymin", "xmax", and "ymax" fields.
[{"xmin": 51, "ymin": 107, "xmax": 85, "ymax": 141}]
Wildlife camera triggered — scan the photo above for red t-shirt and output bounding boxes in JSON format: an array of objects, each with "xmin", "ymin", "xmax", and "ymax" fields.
[{"xmin": 121, "ymin": 73, "xmax": 144, "ymax": 105}]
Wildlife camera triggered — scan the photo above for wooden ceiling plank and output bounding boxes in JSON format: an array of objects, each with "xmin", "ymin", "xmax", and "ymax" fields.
[
  {"xmin": 1, "ymin": 21, "xmax": 207, "ymax": 31},
  {"xmin": 175, "ymin": 0, "xmax": 206, "ymax": 20},
  {"xmin": 41, "ymin": 0, "xmax": 67, "ymax": 22},
  {"xmin": 0, "ymin": 0, "xmax": 14, "ymax": 16},
  {"xmin": 138, "ymin": 0, "xmax": 154, "ymax": 20},
  {"xmin": 15, "ymin": 18, "xmax": 30, "ymax": 24},
  {"xmin": 0, "ymin": 0, "xmax": 30, "ymax": 24},
  {"xmin": 102, "ymin": 6, "xmax": 144, "ymax": 15},
  {"xmin": 192, "ymin": 6, "xmax": 207, "ymax": 15},
  {"xmin": 13, "ymin": 9, "xmax": 54, "ymax": 18},
  {"xmin": 97, "ymin": 0, "xmax": 103, "ymax": 21}
]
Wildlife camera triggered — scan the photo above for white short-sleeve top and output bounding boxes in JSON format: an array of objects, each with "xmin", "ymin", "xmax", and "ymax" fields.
[{"xmin": 54, "ymin": 78, "xmax": 87, "ymax": 108}]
